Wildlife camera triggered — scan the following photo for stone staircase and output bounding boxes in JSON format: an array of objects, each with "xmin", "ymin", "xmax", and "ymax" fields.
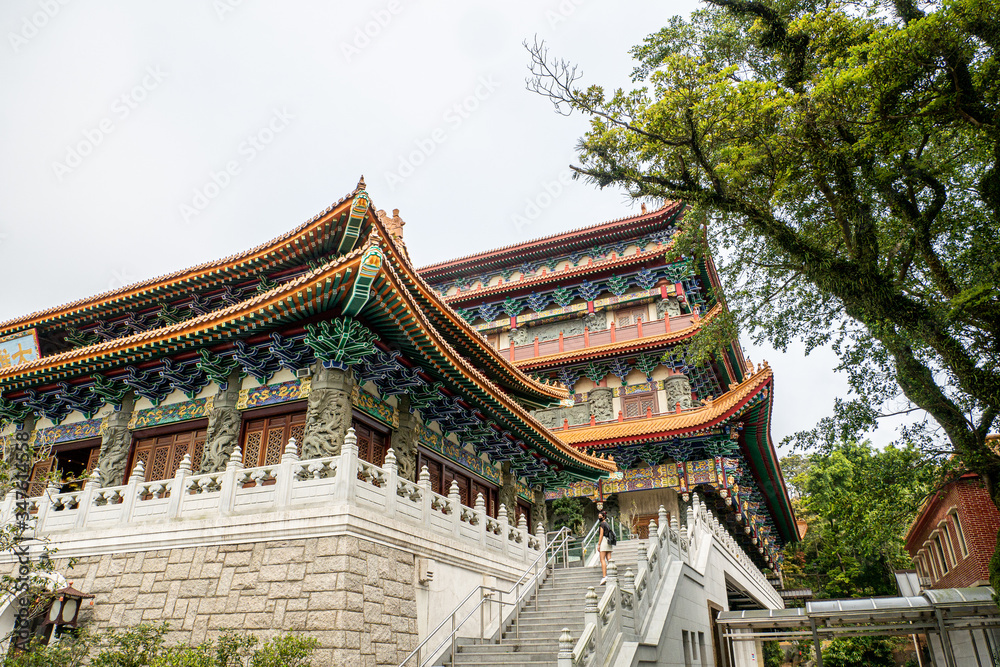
[{"xmin": 448, "ymin": 541, "xmax": 641, "ymax": 666}]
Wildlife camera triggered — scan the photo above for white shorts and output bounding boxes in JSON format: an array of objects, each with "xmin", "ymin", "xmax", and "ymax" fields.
[{"xmin": 600, "ymin": 538, "xmax": 612, "ymax": 552}]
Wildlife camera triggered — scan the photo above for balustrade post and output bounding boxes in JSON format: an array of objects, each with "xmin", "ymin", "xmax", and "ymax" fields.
[
  {"xmin": 498, "ymin": 504, "xmax": 510, "ymax": 558},
  {"xmin": 557, "ymin": 628, "xmax": 574, "ymax": 667},
  {"xmin": 671, "ymin": 515, "xmax": 680, "ymax": 558},
  {"xmin": 121, "ymin": 461, "xmax": 146, "ymax": 526},
  {"xmin": 33, "ymin": 481, "xmax": 60, "ymax": 534},
  {"xmin": 475, "ymin": 492, "xmax": 487, "ymax": 547},
  {"xmin": 584, "ymin": 586, "xmax": 599, "ymax": 632},
  {"xmin": 583, "ymin": 326, "xmax": 590, "ymax": 347},
  {"xmin": 418, "ymin": 465, "xmax": 432, "ymax": 528},
  {"xmin": 219, "ymin": 446, "xmax": 243, "ymax": 516},
  {"xmin": 335, "ymin": 427, "xmax": 360, "ymax": 504},
  {"xmin": 607, "ymin": 561, "xmax": 618, "ymax": 590},
  {"xmin": 637, "ymin": 317, "xmax": 643, "ymax": 337},
  {"xmin": 536, "ymin": 522, "xmax": 546, "ymax": 553},
  {"xmin": 623, "ymin": 566, "xmax": 636, "ymax": 637},
  {"xmin": 610, "ymin": 321, "xmax": 616, "ymax": 343},
  {"xmin": 383, "ymin": 448, "xmax": 398, "ymax": 517},
  {"xmin": 275, "ymin": 438, "xmax": 300, "ymax": 509},
  {"xmin": 686, "ymin": 504, "xmax": 696, "ymax": 554},
  {"xmin": 639, "ymin": 526, "xmax": 650, "ymax": 575},
  {"xmin": 1, "ymin": 490, "xmax": 15, "ymax": 524},
  {"xmin": 558, "ymin": 331, "xmax": 564, "ymax": 352},
  {"xmin": 448, "ymin": 481, "xmax": 462, "ymax": 538},
  {"xmin": 533, "ymin": 336, "xmax": 539, "ymax": 357},
  {"xmin": 166, "ymin": 456, "xmax": 191, "ymax": 520},
  {"xmin": 658, "ymin": 505, "xmax": 668, "ymax": 537},
  {"xmin": 74, "ymin": 467, "xmax": 103, "ymax": 529}
]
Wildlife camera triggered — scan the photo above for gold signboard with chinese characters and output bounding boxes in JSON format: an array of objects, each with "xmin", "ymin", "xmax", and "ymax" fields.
[{"xmin": 0, "ymin": 329, "xmax": 40, "ymax": 369}]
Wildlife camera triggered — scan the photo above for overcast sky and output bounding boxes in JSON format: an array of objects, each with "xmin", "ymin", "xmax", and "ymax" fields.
[{"xmin": 0, "ymin": 0, "xmax": 917, "ymax": 451}]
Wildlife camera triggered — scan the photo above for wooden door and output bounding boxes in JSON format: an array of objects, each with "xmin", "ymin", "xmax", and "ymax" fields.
[
  {"xmin": 27, "ymin": 457, "xmax": 55, "ymax": 497},
  {"xmin": 241, "ymin": 412, "xmax": 306, "ymax": 468},
  {"xmin": 623, "ymin": 392, "xmax": 658, "ymax": 418},
  {"xmin": 131, "ymin": 429, "xmax": 207, "ymax": 482},
  {"xmin": 353, "ymin": 421, "xmax": 389, "ymax": 466}
]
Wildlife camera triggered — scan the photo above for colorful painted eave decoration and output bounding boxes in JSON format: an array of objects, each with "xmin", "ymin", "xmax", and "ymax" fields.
[
  {"xmin": 441, "ymin": 247, "xmax": 673, "ymax": 304},
  {"xmin": 556, "ymin": 364, "xmax": 773, "ymax": 447},
  {"xmin": 516, "ymin": 305, "xmax": 721, "ymax": 371},
  {"xmin": 418, "ymin": 201, "xmax": 685, "ymax": 281},
  {"xmin": 0, "ymin": 183, "xmax": 374, "ymax": 340},
  {"xmin": 366, "ymin": 213, "xmax": 571, "ymax": 411},
  {"xmin": 0, "ymin": 246, "xmax": 367, "ymax": 390},
  {"xmin": 363, "ymin": 259, "xmax": 613, "ymax": 480}
]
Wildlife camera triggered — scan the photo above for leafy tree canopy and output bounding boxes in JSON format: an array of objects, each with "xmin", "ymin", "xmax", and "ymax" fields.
[
  {"xmin": 781, "ymin": 441, "xmax": 938, "ymax": 598},
  {"xmin": 526, "ymin": 0, "xmax": 1000, "ymax": 590}
]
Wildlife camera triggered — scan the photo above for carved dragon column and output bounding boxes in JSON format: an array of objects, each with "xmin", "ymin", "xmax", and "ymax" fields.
[
  {"xmin": 98, "ymin": 393, "xmax": 135, "ymax": 486},
  {"xmin": 200, "ymin": 370, "xmax": 243, "ymax": 473},
  {"xmin": 392, "ymin": 396, "xmax": 419, "ymax": 482},
  {"xmin": 301, "ymin": 363, "xmax": 355, "ymax": 459},
  {"xmin": 531, "ymin": 485, "xmax": 549, "ymax": 530},
  {"xmin": 499, "ymin": 462, "xmax": 517, "ymax": 516}
]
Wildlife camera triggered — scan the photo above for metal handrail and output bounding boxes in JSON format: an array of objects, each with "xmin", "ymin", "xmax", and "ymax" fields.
[
  {"xmin": 579, "ymin": 518, "xmax": 601, "ymax": 565},
  {"xmin": 398, "ymin": 527, "xmax": 573, "ymax": 667}
]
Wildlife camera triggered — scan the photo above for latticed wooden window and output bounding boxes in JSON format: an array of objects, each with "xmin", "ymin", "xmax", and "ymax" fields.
[
  {"xmin": 130, "ymin": 429, "xmax": 207, "ymax": 482},
  {"xmin": 623, "ymin": 392, "xmax": 657, "ymax": 418},
  {"xmin": 416, "ymin": 449, "xmax": 499, "ymax": 517},
  {"xmin": 241, "ymin": 411, "xmax": 306, "ymax": 468},
  {"xmin": 616, "ymin": 307, "xmax": 648, "ymax": 327},
  {"xmin": 27, "ymin": 457, "xmax": 55, "ymax": 497},
  {"xmin": 27, "ymin": 440, "xmax": 102, "ymax": 495},
  {"xmin": 352, "ymin": 420, "xmax": 389, "ymax": 467}
]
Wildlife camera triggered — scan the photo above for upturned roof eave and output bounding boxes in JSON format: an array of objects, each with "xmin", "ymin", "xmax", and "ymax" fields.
[
  {"xmin": 0, "ymin": 184, "xmax": 368, "ymax": 339},
  {"xmin": 418, "ymin": 202, "xmax": 685, "ymax": 280}
]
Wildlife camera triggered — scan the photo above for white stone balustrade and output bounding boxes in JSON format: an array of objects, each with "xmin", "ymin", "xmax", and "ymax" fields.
[
  {"xmin": 570, "ymin": 494, "xmax": 780, "ymax": 666},
  {"xmin": 1, "ymin": 428, "xmax": 541, "ymax": 564}
]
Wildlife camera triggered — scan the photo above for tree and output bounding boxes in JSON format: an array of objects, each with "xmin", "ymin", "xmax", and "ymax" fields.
[
  {"xmin": 782, "ymin": 441, "xmax": 937, "ymax": 598},
  {"xmin": 526, "ymin": 0, "xmax": 1000, "ymax": 591}
]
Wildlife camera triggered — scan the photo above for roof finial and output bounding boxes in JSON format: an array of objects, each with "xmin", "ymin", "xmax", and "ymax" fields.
[
  {"xmin": 356, "ymin": 175, "xmax": 366, "ymax": 191},
  {"xmin": 641, "ymin": 202, "xmax": 647, "ymax": 214}
]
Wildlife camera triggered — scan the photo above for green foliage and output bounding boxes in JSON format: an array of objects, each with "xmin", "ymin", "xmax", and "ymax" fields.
[
  {"xmin": 762, "ymin": 639, "xmax": 783, "ymax": 667},
  {"xmin": 5, "ymin": 625, "xmax": 319, "ymax": 667},
  {"xmin": 822, "ymin": 636, "xmax": 899, "ymax": 667},
  {"xmin": 526, "ymin": 0, "xmax": 1000, "ymax": 591},
  {"xmin": 781, "ymin": 441, "xmax": 938, "ymax": 598},
  {"xmin": 551, "ymin": 497, "xmax": 587, "ymax": 535}
]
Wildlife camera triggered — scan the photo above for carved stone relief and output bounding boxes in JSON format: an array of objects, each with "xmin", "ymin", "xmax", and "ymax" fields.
[
  {"xmin": 301, "ymin": 364, "xmax": 354, "ymax": 459},
  {"xmin": 98, "ymin": 394, "xmax": 135, "ymax": 486},
  {"xmin": 589, "ymin": 388, "xmax": 614, "ymax": 422},
  {"xmin": 656, "ymin": 297, "xmax": 682, "ymax": 319},
  {"xmin": 663, "ymin": 374, "xmax": 695, "ymax": 411},
  {"xmin": 510, "ymin": 312, "xmax": 608, "ymax": 346},
  {"xmin": 393, "ymin": 396, "xmax": 419, "ymax": 482},
  {"xmin": 201, "ymin": 372, "xmax": 241, "ymax": 473}
]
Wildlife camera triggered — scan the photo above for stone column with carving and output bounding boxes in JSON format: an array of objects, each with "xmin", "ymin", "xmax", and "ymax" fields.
[
  {"xmin": 531, "ymin": 485, "xmax": 549, "ymax": 530},
  {"xmin": 663, "ymin": 374, "xmax": 695, "ymax": 411},
  {"xmin": 392, "ymin": 396, "xmax": 419, "ymax": 482},
  {"xmin": 98, "ymin": 393, "xmax": 135, "ymax": 486},
  {"xmin": 301, "ymin": 363, "xmax": 355, "ymax": 459},
  {"xmin": 499, "ymin": 462, "xmax": 517, "ymax": 517},
  {"xmin": 200, "ymin": 370, "xmax": 243, "ymax": 473}
]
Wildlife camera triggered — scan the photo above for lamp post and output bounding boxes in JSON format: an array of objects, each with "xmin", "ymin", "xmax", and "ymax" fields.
[{"xmin": 42, "ymin": 585, "xmax": 94, "ymax": 641}]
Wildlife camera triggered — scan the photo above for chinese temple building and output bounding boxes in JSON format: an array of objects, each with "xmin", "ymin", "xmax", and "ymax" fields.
[
  {"xmin": 0, "ymin": 182, "xmax": 795, "ymax": 667},
  {"xmin": 419, "ymin": 202, "xmax": 797, "ymax": 574}
]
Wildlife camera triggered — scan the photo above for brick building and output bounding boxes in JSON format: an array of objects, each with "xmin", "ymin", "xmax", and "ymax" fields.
[{"xmin": 905, "ymin": 472, "xmax": 1000, "ymax": 589}]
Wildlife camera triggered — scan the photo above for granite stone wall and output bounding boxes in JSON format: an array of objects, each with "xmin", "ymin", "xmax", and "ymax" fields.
[{"xmin": 57, "ymin": 535, "xmax": 417, "ymax": 667}]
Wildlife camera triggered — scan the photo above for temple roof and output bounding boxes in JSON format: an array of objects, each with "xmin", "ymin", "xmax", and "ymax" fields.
[
  {"xmin": 419, "ymin": 202, "xmax": 684, "ymax": 282},
  {"xmin": 0, "ymin": 182, "xmax": 374, "ymax": 340},
  {"xmin": 0, "ymin": 184, "xmax": 609, "ymax": 482},
  {"xmin": 554, "ymin": 363, "xmax": 773, "ymax": 447}
]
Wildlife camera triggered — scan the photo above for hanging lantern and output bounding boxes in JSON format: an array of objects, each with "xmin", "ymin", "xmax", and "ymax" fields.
[{"xmin": 42, "ymin": 586, "xmax": 94, "ymax": 627}]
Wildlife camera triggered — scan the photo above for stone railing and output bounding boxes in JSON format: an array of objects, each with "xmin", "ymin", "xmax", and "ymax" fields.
[
  {"xmin": 563, "ymin": 495, "xmax": 779, "ymax": 666},
  {"xmin": 500, "ymin": 314, "xmax": 696, "ymax": 362},
  {"xmin": 568, "ymin": 506, "xmax": 690, "ymax": 666},
  {"xmin": 4, "ymin": 429, "xmax": 541, "ymax": 564}
]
